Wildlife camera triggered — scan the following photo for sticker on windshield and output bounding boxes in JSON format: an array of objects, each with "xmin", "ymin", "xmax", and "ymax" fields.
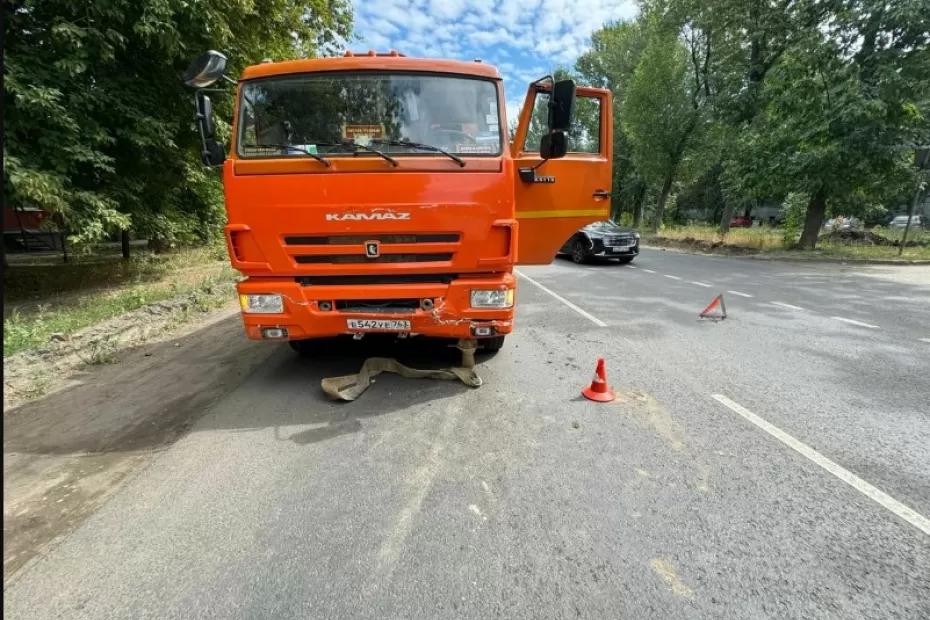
[
  {"xmin": 343, "ymin": 124, "xmax": 384, "ymax": 141},
  {"xmin": 457, "ymin": 144, "xmax": 495, "ymax": 154}
]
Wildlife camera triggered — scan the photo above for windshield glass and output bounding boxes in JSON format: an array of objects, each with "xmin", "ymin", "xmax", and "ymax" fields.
[
  {"xmin": 584, "ymin": 221, "xmax": 620, "ymax": 232},
  {"xmin": 237, "ymin": 73, "xmax": 502, "ymax": 158}
]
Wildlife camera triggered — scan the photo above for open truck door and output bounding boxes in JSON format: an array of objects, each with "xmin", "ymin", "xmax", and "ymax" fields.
[{"xmin": 512, "ymin": 82, "xmax": 613, "ymax": 265}]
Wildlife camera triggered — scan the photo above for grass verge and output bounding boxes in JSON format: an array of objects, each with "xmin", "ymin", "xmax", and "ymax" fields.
[
  {"xmin": 646, "ymin": 225, "xmax": 930, "ymax": 261},
  {"xmin": 4, "ymin": 245, "xmax": 238, "ymax": 357}
]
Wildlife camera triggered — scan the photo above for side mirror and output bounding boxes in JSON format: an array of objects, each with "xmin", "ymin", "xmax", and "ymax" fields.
[
  {"xmin": 199, "ymin": 94, "xmax": 216, "ymax": 139},
  {"xmin": 540, "ymin": 130, "xmax": 568, "ymax": 160},
  {"xmin": 195, "ymin": 92, "xmax": 225, "ymax": 167},
  {"xmin": 182, "ymin": 51, "xmax": 228, "ymax": 88},
  {"xmin": 548, "ymin": 79, "xmax": 575, "ymax": 132}
]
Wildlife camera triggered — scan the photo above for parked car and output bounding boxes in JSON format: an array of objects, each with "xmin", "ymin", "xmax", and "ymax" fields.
[
  {"xmin": 823, "ymin": 216, "xmax": 862, "ymax": 232},
  {"xmin": 558, "ymin": 221, "xmax": 640, "ymax": 264},
  {"xmin": 889, "ymin": 214, "xmax": 925, "ymax": 230},
  {"xmin": 729, "ymin": 215, "xmax": 752, "ymax": 228}
]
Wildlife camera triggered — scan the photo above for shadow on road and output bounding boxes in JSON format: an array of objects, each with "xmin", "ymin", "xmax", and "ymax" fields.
[
  {"xmin": 4, "ymin": 319, "xmax": 491, "ymax": 457},
  {"xmin": 3, "ymin": 314, "xmax": 496, "ymax": 580}
]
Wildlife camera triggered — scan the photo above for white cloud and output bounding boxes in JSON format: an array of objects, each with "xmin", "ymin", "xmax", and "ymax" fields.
[{"xmin": 350, "ymin": 0, "xmax": 637, "ymax": 113}]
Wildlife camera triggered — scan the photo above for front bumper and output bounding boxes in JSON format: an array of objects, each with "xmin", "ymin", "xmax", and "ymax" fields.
[
  {"xmin": 236, "ymin": 273, "xmax": 515, "ymax": 341},
  {"xmin": 591, "ymin": 241, "xmax": 640, "ymax": 257}
]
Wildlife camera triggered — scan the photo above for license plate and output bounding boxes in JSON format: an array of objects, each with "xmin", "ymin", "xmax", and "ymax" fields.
[
  {"xmin": 346, "ymin": 318, "xmax": 411, "ymax": 332},
  {"xmin": 608, "ymin": 245, "xmax": 631, "ymax": 253}
]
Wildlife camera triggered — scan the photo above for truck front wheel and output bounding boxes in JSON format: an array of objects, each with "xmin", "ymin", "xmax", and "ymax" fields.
[
  {"xmin": 288, "ymin": 340, "xmax": 314, "ymax": 356},
  {"xmin": 482, "ymin": 335, "xmax": 506, "ymax": 352}
]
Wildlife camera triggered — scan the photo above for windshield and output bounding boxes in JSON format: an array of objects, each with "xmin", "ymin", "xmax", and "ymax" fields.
[
  {"xmin": 237, "ymin": 72, "xmax": 502, "ymax": 158},
  {"xmin": 584, "ymin": 221, "xmax": 620, "ymax": 232}
]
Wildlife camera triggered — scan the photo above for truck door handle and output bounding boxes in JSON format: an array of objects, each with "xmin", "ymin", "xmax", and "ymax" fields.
[{"xmin": 593, "ymin": 190, "xmax": 611, "ymax": 198}]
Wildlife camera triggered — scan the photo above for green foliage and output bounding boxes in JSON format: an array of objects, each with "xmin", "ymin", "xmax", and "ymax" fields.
[
  {"xmin": 721, "ymin": 1, "xmax": 930, "ymax": 247},
  {"xmin": 620, "ymin": 17, "xmax": 709, "ymax": 231},
  {"xmin": 621, "ymin": 28, "xmax": 694, "ymax": 182},
  {"xmin": 4, "ymin": 247, "xmax": 235, "ymax": 356},
  {"xmin": 781, "ymin": 192, "xmax": 807, "ymax": 247},
  {"xmin": 584, "ymin": 0, "xmax": 929, "ymax": 247},
  {"xmin": 4, "ymin": 0, "xmax": 353, "ymax": 249}
]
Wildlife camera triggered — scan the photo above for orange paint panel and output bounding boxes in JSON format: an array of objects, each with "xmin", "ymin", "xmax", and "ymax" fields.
[
  {"xmin": 219, "ymin": 59, "xmax": 613, "ymax": 343},
  {"xmin": 511, "ymin": 87, "xmax": 613, "ymax": 264},
  {"xmin": 240, "ymin": 56, "xmax": 501, "ymax": 81}
]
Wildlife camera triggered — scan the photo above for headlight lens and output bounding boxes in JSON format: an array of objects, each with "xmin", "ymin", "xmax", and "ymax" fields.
[
  {"xmin": 239, "ymin": 293, "xmax": 284, "ymax": 314},
  {"xmin": 634, "ymin": 232, "xmax": 641, "ymax": 240},
  {"xmin": 470, "ymin": 289, "xmax": 514, "ymax": 308}
]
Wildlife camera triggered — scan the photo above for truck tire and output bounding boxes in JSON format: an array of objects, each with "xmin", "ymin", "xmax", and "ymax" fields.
[
  {"xmin": 482, "ymin": 335, "xmax": 506, "ymax": 352},
  {"xmin": 288, "ymin": 339, "xmax": 314, "ymax": 356}
]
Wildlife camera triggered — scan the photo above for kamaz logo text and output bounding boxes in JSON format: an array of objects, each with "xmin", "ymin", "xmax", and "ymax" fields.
[{"xmin": 325, "ymin": 212, "xmax": 411, "ymax": 221}]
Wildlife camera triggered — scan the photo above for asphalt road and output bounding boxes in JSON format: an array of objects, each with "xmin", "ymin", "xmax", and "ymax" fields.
[{"xmin": 5, "ymin": 249, "xmax": 930, "ymax": 618}]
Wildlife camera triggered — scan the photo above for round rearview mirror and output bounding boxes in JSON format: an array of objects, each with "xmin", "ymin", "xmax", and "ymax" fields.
[{"xmin": 182, "ymin": 51, "xmax": 228, "ymax": 88}]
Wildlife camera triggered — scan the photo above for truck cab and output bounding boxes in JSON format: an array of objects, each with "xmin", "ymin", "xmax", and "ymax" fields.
[{"xmin": 185, "ymin": 50, "xmax": 612, "ymax": 350}]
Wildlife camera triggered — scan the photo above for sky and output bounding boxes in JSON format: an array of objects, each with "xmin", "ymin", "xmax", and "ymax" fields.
[{"xmin": 348, "ymin": 0, "xmax": 638, "ymax": 126}]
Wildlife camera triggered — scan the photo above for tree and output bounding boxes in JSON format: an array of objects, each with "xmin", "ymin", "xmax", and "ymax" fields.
[
  {"xmin": 664, "ymin": 0, "xmax": 833, "ymax": 233},
  {"xmin": 576, "ymin": 20, "xmax": 650, "ymax": 224},
  {"xmin": 4, "ymin": 0, "xmax": 353, "ymax": 250},
  {"xmin": 621, "ymin": 21, "xmax": 705, "ymax": 232},
  {"xmin": 723, "ymin": 0, "xmax": 930, "ymax": 248}
]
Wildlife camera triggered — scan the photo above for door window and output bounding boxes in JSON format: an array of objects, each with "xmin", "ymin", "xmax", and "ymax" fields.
[{"xmin": 521, "ymin": 92, "xmax": 601, "ymax": 154}]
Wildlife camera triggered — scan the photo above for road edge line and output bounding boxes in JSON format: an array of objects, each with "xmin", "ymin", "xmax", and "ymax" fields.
[
  {"xmin": 710, "ymin": 394, "xmax": 930, "ymax": 537},
  {"xmin": 831, "ymin": 316, "xmax": 880, "ymax": 329},
  {"xmin": 515, "ymin": 271, "xmax": 607, "ymax": 327}
]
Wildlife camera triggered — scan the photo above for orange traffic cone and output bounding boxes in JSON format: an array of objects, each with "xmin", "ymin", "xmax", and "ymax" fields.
[{"xmin": 582, "ymin": 358, "xmax": 615, "ymax": 402}]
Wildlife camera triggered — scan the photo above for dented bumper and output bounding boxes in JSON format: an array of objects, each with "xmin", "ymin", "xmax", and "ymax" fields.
[{"xmin": 236, "ymin": 273, "xmax": 515, "ymax": 341}]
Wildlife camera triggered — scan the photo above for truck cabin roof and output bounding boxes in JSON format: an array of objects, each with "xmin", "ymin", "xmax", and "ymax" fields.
[{"xmin": 239, "ymin": 52, "xmax": 502, "ymax": 82}]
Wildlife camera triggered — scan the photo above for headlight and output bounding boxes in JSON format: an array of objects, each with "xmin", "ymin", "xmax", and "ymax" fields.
[
  {"xmin": 239, "ymin": 293, "xmax": 284, "ymax": 314},
  {"xmin": 470, "ymin": 289, "xmax": 514, "ymax": 308},
  {"xmin": 634, "ymin": 232, "xmax": 641, "ymax": 240}
]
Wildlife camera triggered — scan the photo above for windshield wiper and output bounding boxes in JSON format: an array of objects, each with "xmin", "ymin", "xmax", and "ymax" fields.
[
  {"xmin": 338, "ymin": 141, "xmax": 398, "ymax": 167},
  {"xmin": 372, "ymin": 139, "xmax": 466, "ymax": 167},
  {"xmin": 241, "ymin": 143, "xmax": 330, "ymax": 167},
  {"xmin": 249, "ymin": 140, "xmax": 398, "ymax": 167}
]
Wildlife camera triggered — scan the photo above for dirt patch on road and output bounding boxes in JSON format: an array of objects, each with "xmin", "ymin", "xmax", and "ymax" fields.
[{"xmin": 3, "ymin": 308, "xmax": 275, "ymax": 583}]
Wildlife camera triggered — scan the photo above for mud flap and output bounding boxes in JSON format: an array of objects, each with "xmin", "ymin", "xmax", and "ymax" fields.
[{"xmin": 321, "ymin": 340, "xmax": 483, "ymax": 401}]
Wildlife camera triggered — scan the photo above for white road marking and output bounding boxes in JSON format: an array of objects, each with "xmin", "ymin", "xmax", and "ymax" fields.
[
  {"xmin": 690, "ymin": 281, "xmax": 712, "ymax": 288},
  {"xmin": 831, "ymin": 316, "xmax": 880, "ymax": 329},
  {"xmin": 642, "ymin": 268, "xmax": 657, "ymax": 274},
  {"xmin": 711, "ymin": 394, "xmax": 930, "ymax": 537},
  {"xmin": 920, "ymin": 338, "xmax": 930, "ymax": 344},
  {"xmin": 664, "ymin": 274, "xmax": 682, "ymax": 281},
  {"xmin": 516, "ymin": 271, "xmax": 607, "ymax": 327},
  {"xmin": 770, "ymin": 301, "xmax": 805, "ymax": 311},
  {"xmin": 628, "ymin": 265, "xmax": 637, "ymax": 269},
  {"xmin": 727, "ymin": 290, "xmax": 754, "ymax": 298}
]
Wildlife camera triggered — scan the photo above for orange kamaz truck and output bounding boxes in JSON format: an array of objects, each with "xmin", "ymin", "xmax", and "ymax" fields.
[{"xmin": 183, "ymin": 50, "xmax": 612, "ymax": 353}]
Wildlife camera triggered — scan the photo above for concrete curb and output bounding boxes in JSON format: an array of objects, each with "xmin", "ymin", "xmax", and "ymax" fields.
[{"xmin": 640, "ymin": 244, "xmax": 930, "ymax": 266}]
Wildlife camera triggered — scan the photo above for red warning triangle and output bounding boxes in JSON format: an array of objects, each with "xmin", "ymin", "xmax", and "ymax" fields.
[{"xmin": 699, "ymin": 294, "xmax": 727, "ymax": 320}]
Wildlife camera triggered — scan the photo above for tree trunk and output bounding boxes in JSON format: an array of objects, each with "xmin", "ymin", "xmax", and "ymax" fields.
[
  {"xmin": 718, "ymin": 203, "xmax": 734, "ymax": 234},
  {"xmin": 652, "ymin": 173, "xmax": 674, "ymax": 233},
  {"xmin": 121, "ymin": 230, "xmax": 131, "ymax": 260},
  {"xmin": 798, "ymin": 186, "xmax": 827, "ymax": 250}
]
